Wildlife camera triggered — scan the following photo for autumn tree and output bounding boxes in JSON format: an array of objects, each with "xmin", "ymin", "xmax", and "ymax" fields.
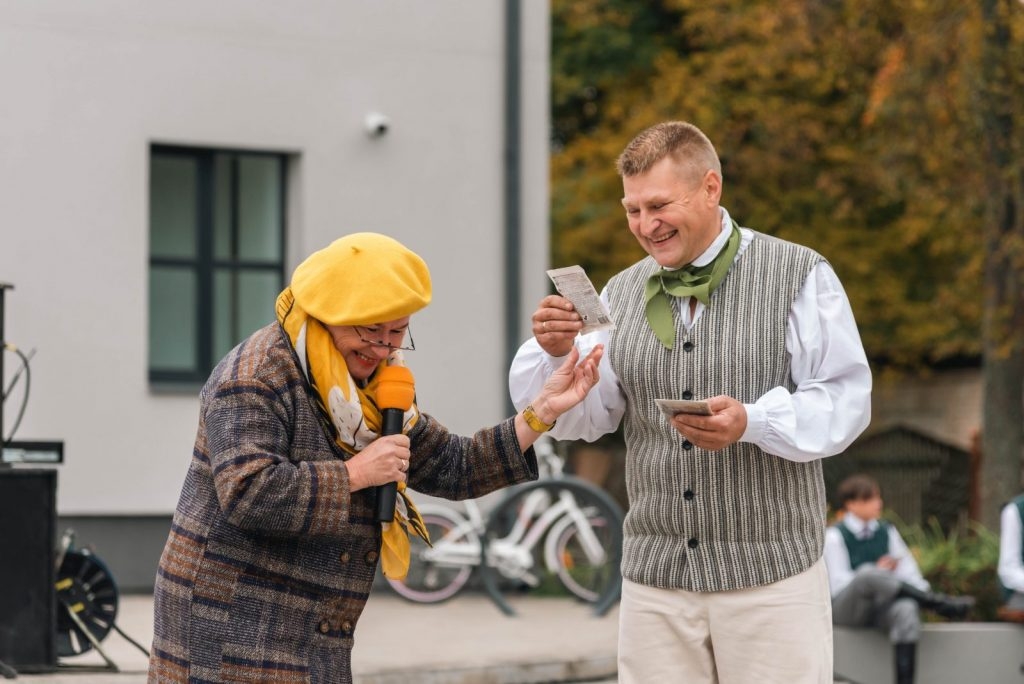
[{"xmin": 550, "ymin": 0, "xmax": 1024, "ymax": 521}]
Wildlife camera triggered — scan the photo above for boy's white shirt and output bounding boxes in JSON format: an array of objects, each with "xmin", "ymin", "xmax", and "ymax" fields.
[
  {"xmin": 823, "ymin": 512, "xmax": 929, "ymax": 597},
  {"xmin": 998, "ymin": 501, "xmax": 1024, "ymax": 593}
]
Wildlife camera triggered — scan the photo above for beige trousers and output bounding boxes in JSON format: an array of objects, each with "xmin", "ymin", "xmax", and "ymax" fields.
[{"xmin": 618, "ymin": 557, "xmax": 833, "ymax": 684}]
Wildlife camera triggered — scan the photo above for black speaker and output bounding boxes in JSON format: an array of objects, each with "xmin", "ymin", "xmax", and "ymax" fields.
[{"xmin": 0, "ymin": 468, "xmax": 56, "ymax": 672}]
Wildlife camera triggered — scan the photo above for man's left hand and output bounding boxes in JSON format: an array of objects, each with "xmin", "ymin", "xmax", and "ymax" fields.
[{"xmin": 670, "ymin": 395, "xmax": 747, "ymax": 451}]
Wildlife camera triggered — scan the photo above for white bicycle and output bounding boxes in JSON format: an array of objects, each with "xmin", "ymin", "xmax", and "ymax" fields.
[{"xmin": 385, "ymin": 439, "xmax": 623, "ymax": 616}]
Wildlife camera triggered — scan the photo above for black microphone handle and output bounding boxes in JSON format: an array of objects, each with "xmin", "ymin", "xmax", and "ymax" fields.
[{"xmin": 374, "ymin": 408, "xmax": 406, "ymax": 523}]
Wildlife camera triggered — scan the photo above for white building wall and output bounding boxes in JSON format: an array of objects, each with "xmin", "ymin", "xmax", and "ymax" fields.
[{"xmin": 0, "ymin": 0, "xmax": 551, "ymax": 515}]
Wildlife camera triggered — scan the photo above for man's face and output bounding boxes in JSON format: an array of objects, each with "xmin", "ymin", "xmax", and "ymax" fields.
[
  {"xmin": 323, "ymin": 316, "xmax": 411, "ymax": 381},
  {"xmin": 621, "ymin": 156, "xmax": 722, "ymax": 269}
]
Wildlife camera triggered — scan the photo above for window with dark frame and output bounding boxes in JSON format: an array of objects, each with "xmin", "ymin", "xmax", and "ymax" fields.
[{"xmin": 148, "ymin": 145, "xmax": 287, "ymax": 385}]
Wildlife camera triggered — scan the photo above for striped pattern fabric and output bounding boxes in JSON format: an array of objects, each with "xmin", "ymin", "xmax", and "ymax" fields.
[
  {"xmin": 148, "ymin": 323, "xmax": 538, "ymax": 683},
  {"xmin": 608, "ymin": 232, "xmax": 826, "ymax": 592}
]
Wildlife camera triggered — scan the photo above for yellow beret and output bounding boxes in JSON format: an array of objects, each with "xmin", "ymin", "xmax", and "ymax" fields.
[{"xmin": 290, "ymin": 233, "xmax": 432, "ymax": 326}]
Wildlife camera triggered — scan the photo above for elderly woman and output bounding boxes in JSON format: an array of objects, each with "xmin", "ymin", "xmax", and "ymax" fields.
[{"xmin": 148, "ymin": 233, "xmax": 603, "ymax": 683}]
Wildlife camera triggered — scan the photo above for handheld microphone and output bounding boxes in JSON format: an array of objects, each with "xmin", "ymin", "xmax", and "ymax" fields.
[{"xmin": 373, "ymin": 364, "xmax": 415, "ymax": 523}]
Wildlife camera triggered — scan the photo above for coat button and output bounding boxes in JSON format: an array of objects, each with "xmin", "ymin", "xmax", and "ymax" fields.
[
  {"xmin": 683, "ymin": 490, "xmax": 695, "ymax": 501},
  {"xmin": 687, "ymin": 537, "xmax": 699, "ymax": 549},
  {"xmin": 365, "ymin": 550, "xmax": 379, "ymax": 564},
  {"xmin": 682, "ymin": 390, "xmax": 693, "ymax": 400},
  {"xmin": 339, "ymin": 551, "xmax": 351, "ymax": 563},
  {"xmin": 318, "ymin": 620, "xmax": 331, "ymax": 634},
  {"xmin": 682, "ymin": 341, "xmax": 695, "ymax": 352},
  {"xmin": 682, "ymin": 440, "xmax": 693, "ymax": 450}
]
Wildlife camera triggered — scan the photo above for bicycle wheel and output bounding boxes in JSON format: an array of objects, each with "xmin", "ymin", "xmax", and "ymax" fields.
[
  {"xmin": 385, "ymin": 509, "xmax": 478, "ymax": 604},
  {"xmin": 551, "ymin": 511, "xmax": 616, "ymax": 603},
  {"xmin": 479, "ymin": 476, "xmax": 623, "ymax": 617}
]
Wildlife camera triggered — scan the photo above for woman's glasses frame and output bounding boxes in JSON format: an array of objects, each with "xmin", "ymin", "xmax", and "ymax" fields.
[{"xmin": 353, "ymin": 325, "xmax": 415, "ymax": 352}]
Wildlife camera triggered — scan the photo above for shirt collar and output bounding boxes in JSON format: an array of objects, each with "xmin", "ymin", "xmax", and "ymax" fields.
[{"xmin": 842, "ymin": 513, "xmax": 878, "ymax": 536}]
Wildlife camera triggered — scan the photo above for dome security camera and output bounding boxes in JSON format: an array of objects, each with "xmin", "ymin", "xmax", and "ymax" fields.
[{"xmin": 364, "ymin": 112, "xmax": 390, "ymax": 138}]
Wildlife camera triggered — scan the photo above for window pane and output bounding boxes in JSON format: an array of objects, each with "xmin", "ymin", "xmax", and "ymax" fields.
[
  {"xmin": 237, "ymin": 270, "xmax": 280, "ymax": 338},
  {"xmin": 212, "ymin": 270, "xmax": 232, "ymax": 362},
  {"xmin": 238, "ymin": 156, "xmax": 282, "ymax": 261},
  {"xmin": 212, "ymin": 269, "xmax": 280, "ymax": 361},
  {"xmin": 213, "ymin": 154, "xmax": 232, "ymax": 260},
  {"xmin": 150, "ymin": 155, "xmax": 197, "ymax": 259},
  {"xmin": 149, "ymin": 266, "xmax": 196, "ymax": 371}
]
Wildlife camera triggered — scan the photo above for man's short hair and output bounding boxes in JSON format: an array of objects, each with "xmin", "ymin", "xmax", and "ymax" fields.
[
  {"xmin": 615, "ymin": 121, "xmax": 722, "ymax": 183},
  {"xmin": 835, "ymin": 474, "xmax": 881, "ymax": 510}
]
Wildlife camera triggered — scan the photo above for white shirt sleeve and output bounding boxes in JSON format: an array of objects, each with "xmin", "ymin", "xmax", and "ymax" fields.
[
  {"xmin": 889, "ymin": 526, "xmax": 930, "ymax": 591},
  {"xmin": 508, "ymin": 288, "xmax": 626, "ymax": 442},
  {"xmin": 740, "ymin": 261, "xmax": 872, "ymax": 462},
  {"xmin": 999, "ymin": 502, "xmax": 1024, "ymax": 592},
  {"xmin": 823, "ymin": 525, "xmax": 855, "ymax": 597},
  {"xmin": 508, "ymin": 259, "xmax": 871, "ymax": 455}
]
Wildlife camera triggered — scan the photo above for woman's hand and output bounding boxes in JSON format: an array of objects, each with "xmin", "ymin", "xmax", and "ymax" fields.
[
  {"xmin": 528, "ymin": 344, "xmax": 604, "ymax": 425},
  {"xmin": 345, "ymin": 434, "xmax": 410, "ymax": 492}
]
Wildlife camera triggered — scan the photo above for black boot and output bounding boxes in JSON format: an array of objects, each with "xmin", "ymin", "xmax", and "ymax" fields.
[
  {"xmin": 895, "ymin": 642, "xmax": 916, "ymax": 684},
  {"xmin": 897, "ymin": 583, "xmax": 975, "ymax": 619}
]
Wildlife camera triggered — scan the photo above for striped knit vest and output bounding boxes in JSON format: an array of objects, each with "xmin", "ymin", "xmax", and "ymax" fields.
[{"xmin": 608, "ymin": 231, "xmax": 826, "ymax": 591}]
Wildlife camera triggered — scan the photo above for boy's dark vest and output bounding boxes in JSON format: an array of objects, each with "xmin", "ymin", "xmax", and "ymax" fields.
[{"xmin": 836, "ymin": 521, "xmax": 891, "ymax": 569}]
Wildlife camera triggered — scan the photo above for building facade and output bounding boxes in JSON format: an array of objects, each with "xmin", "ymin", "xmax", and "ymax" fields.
[{"xmin": 1, "ymin": 0, "xmax": 551, "ymax": 589}]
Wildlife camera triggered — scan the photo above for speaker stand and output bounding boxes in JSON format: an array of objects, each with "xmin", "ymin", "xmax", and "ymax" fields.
[{"xmin": 0, "ymin": 659, "xmax": 17, "ymax": 679}]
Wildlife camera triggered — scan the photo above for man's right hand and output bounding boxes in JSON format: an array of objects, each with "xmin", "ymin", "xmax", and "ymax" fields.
[{"xmin": 531, "ymin": 295, "xmax": 583, "ymax": 357}]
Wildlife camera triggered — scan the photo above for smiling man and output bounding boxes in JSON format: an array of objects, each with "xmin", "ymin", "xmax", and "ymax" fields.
[{"xmin": 510, "ymin": 121, "xmax": 872, "ymax": 683}]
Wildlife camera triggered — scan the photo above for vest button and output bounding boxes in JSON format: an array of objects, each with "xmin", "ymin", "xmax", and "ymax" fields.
[
  {"xmin": 341, "ymin": 620, "xmax": 354, "ymax": 634},
  {"xmin": 682, "ymin": 341, "xmax": 695, "ymax": 352},
  {"xmin": 365, "ymin": 550, "xmax": 379, "ymax": 564},
  {"xmin": 339, "ymin": 551, "xmax": 351, "ymax": 563},
  {"xmin": 318, "ymin": 620, "xmax": 331, "ymax": 634},
  {"xmin": 682, "ymin": 440, "xmax": 693, "ymax": 450},
  {"xmin": 683, "ymin": 490, "xmax": 695, "ymax": 501},
  {"xmin": 682, "ymin": 390, "xmax": 693, "ymax": 400},
  {"xmin": 687, "ymin": 537, "xmax": 699, "ymax": 549}
]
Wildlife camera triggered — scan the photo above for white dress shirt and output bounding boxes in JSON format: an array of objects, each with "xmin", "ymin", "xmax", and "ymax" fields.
[
  {"xmin": 999, "ymin": 500, "xmax": 1024, "ymax": 593},
  {"xmin": 822, "ymin": 513, "xmax": 930, "ymax": 597},
  {"xmin": 509, "ymin": 207, "xmax": 873, "ymax": 462}
]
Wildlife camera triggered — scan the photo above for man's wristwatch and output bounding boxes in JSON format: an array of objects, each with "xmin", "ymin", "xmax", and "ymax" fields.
[{"xmin": 522, "ymin": 403, "xmax": 556, "ymax": 433}]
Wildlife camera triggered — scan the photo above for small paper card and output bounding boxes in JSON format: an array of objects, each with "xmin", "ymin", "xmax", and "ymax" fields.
[
  {"xmin": 655, "ymin": 398, "xmax": 713, "ymax": 418},
  {"xmin": 546, "ymin": 265, "xmax": 615, "ymax": 335}
]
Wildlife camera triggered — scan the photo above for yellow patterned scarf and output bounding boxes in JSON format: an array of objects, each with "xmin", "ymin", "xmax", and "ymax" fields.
[{"xmin": 276, "ymin": 287, "xmax": 430, "ymax": 579}]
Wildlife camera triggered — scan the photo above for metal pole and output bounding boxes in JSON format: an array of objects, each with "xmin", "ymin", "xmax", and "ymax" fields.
[
  {"xmin": 0, "ymin": 282, "xmax": 15, "ymax": 675},
  {"xmin": 0, "ymin": 282, "xmax": 11, "ymax": 449},
  {"xmin": 503, "ymin": 0, "xmax": 522, "ymax": 417}
]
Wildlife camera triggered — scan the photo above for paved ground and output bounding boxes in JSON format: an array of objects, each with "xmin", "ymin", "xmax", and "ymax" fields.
[{"xmin": 7, "ymin": 591, "xmax": 619, "ymax": 683}]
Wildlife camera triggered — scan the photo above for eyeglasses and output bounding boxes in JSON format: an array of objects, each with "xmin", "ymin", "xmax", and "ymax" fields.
[{"xmin": 353, "ymin": 325, "xmax": 416, "ymax": 352}]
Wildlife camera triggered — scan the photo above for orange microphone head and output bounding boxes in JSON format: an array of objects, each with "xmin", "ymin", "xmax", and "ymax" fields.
[{"xmin": 375, "ymin": 365, "xmax": 415, "ymax": 411}]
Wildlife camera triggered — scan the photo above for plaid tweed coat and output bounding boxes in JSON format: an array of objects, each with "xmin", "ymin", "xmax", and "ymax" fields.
[{"xmin": 148, "ymin": 323, "xmax": 538, "ymax": 683}]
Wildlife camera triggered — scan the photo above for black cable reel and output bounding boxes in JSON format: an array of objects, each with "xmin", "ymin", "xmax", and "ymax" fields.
[{"xmin": 54, "ymin": 531, "xmax": 120, "ymax": 657}]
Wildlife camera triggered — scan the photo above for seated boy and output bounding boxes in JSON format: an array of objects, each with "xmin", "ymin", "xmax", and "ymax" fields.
[
  {"xmin": 824, "ymin": 474, "xmax": 975, "ymax": 684},
  {"xmin": 998, "ymin": 493, "xmax": 1024, "ymax": 622}
]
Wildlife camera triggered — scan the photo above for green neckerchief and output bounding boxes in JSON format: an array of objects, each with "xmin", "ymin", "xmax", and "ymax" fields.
[{"xmin": 643, "ymin": 222, "xmax": 742, "ymax": 349}]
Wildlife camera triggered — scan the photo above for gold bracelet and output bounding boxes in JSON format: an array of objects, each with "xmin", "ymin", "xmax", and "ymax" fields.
[{"xmin": 522, "ymin": 403, "xmax": 556, "ymax": 433}]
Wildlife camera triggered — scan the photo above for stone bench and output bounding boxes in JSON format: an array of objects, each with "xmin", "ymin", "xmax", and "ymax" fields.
[{"xmin": 833, "ymin": 623, "xmax": 1024, "ymax": 684}]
